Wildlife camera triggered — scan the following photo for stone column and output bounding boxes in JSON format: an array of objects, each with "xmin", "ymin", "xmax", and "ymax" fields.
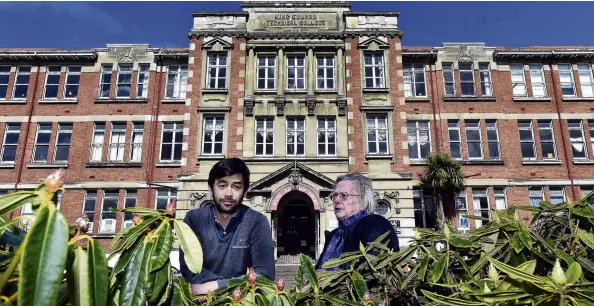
[
  {"xmin": 337, "ymin": 47, "xmax": 345, "ymax": 96},
  {"xmin": 246, "ymin": 47, "xmax": 255, "ymax": 96},
  {"xmin": 308, "ymin": 46, "xmax": 315, "ymax": 95},
  {"xmin": 277, "ymin": 47, "xmax": 285, "ymax": 96}
]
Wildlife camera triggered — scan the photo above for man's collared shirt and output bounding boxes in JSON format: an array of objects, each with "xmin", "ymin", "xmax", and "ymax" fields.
[{"xmin": 210, "ymin": 204, "xmax": 245, "ymax": 239}]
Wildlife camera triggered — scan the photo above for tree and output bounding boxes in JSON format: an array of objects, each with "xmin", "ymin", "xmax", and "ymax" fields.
[{"xmin": 420, "ymin": 153, "xmax": 466, "ymax": 232}]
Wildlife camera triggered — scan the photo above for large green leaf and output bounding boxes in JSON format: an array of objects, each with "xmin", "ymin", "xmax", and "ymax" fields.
[
  {"xmin": 109, "ymin": 223, "xmax": 134, "ymax": 251},
  {"xmin": 471, "ymin": 290, "xmax": 530, "ymax": 301},
  {"xmin": 350, "ymin": 271, "xmax": 368, "ymax": 300},
  {"xmin": 421, "ymin": 290, "xmax": 485, "ymax": 306},
  {"xmin": 517, "ymin": 225, "xmax": 532, "ymax": 250},
  {"xmin": 0, "ymin": 191, "xmax": 37, "ymax": 216},
  {"xmin": 150, "ymin": 221, "xmax": 173, "ymax": 272},
  {"xmin": 488, "ymin": 258, "xmax": 546, "ymax": 284},
  {"xmin": 299, "ymin": 253, "xmax": 319, "ymax": 294},
  {"xmin": 566, "ymin": 262, "xmax": 583, "ymax": 284},
  {"xmin": 321, "ymin": 254, "xmax": 361, "ymax": 269},
  {"xmin": 578, "ymin": 229, "xmax": 594, "ymax": 250},
  {"xmin": 18, "ymin": 204, "xmax": 69, "ymax": 306},
  {"xmin": 88, "ymin": 239, "xmax": 108, "ymax": 306},
  {"xmin": 322, "ymin": 294, "xmax": 363, "ymax": 306},
  {"xmin": 430, "ymin": 253, "xmax": 448, "ymax": 283},
  {"xmin": 449, "ymin": 237, "xmax": 474, "ymax": 248},
  {"xmin": 112, "ymin": 216, "xmax": 159, "ymax": 255},
  {"xmin": 173, "ymin": 220, "xmax": 203, "ymax": 274},
  {"xmin": 512, "ymin": 234, "xmax": 524, "ymax": 253},
  {"xmin": 577, "ymin": 257, "xmax": 594, "ymax": 275},
  {"xmin": 119, "ymin": 239, "xmax": 152, "ymax": 306},
  {"xmin": 120, "ymin": 207, "xmax": 160, "ymax": 216},
  {"xmin": 66, "ymin": 246, "xmax": 90, "ymax": 306},
  {"xmin": 418, "ymin": 255, "xmax": 429, "ymax": 281},
  {"xmin": 150, "ymin": 261, "xmax": 171, "ymax": 302}
]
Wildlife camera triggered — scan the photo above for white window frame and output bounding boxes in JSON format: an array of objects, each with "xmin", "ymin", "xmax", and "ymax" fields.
[
  {"xmin": 286, "ymin": 54, "xmax": 306, "ymax": 90},
  {"xmin": 494, "ymin": 187, "xmax": 507, "ymax": 210},
  {"xmin": 578, "ymin": 64, "xmax": 594, "ymax": 97},
  {"xmin": 363, "ymin": 52, "xmax": 385, "ymax": 88},
  {"xmin": 538, "ymin": 120, "xmax": 557, "ymax": 160},
  {"xmin": 116, "ymin": 65, "xmax": 133, "ymax": 98},
  {"xmin": 202, "ymin": 116, "xmax": 225, "ymax": 155},
  {"xmin": 443, "ymin": 63, "xmax": 455, "ymax": 96},
  {"xmin": 44, "ymin": 66, "xmax": 61, "ymax": 100},
  {"xmin": 479, "ymin": 63, "xmax": 493, "ymax": 96},
  {"xmin": 64, "ymin": 66, "xmax": 81, "ymax": 99},
  {"xmin": 518, "ymin": 120, "xmax": 536, "ymax": 160},
  {"xmin": 448, "ymin": 120, "xmax": 462, "ymax": 159},
  {"xmin": 1, "ymin": 123, "xmax": 20, "ymax": 164},
  {"xmin": 100, "ymin": 189, "xmax": 119, "ymax": 234},
  {"xmin": 403, "ymin": 63, "xmax": 426, "ymax": 98},
  {"xmin": 459, "ymin": 63, "xmax": 475, "ymax": 96},
  {"xmin": 486, "ymin": 120, "xmax": 501, "ymax": 160},
  {"xmin": 32, "ymin": 123, "xmax": 52, "ymax": 163},
  {"xmin": 549, "ymin": 186, "xmax": 566, "ymax": 204},
  {"xmin": 165, "ymin": 65, "xmax": 188, "ymax": 99},
  {"xmin": 456, "ymin": 190, "xmax": 469, "ymax": 231},
  {"xmin": 315, "ymin": 54, "xmax": 335, "ymax": 90},
  {"xmin": 0, "ymin": 66, "xmax": 10, "ymax": 99},
  {"xmin": 588, "ymin": 120, "xmax": 594, "ymax": 159},
  {"xmin": 108, "ymin": 122, "xmax": 127, "ymax": 162},
  {"xmin": 156, "ymin": 188, "xmax": 177, "ymax": 210},
  {"xmin": 206, "ymin": 53, "xmax": 227, "ymax": 89},
  {"xmin": 366, "ymin": 114, "xmax": 389, "ymax": 155},
  {"xmin": 98, "ymin": 65, "xmax": 112, "ymax": 98},
  {"xmin": 472, "ymin": 188, "xmax": 490, "ymax": 228},
  {"xmin": 286, "ymin": 117, "xmax": 305, "ymax": 156},
  {"xmin": 53, "ymin": 123, "xmax": 72, "ymax": 164},
  {"xmin": 136, "ymin": 64, "xmax": 150, "ymax": 98},
  {"xmin": 256, "ymin": 54, "xmax": 276, "ymax": 90},
  {"xmin": 407, "ymin": 120, "xmax": 432, "ymax": 160},
  {"xmin": 559, "ymin": 64, "xmax": 576, "ymax": 97},
  {"xmin": 130, "ymin": 122, "xmax": 144, "ymax": 162},
  {"xmin": 465, "ymin": 120, "xmax": 483, "ymax": 159},
  {"xmin": 123, "ymin": 190, "xmax": 137, "ymax": 229},
  {"xmin": 90, "ymin": 122, "xmax": 105, "ymax": 162},
  {"xmin": 83, "ymin": 190, "xmax": 97, "ymax": 233},
  {"xmin": 12, "ymin": 66, "xmax": 31, "ymax": 100},
  {"xmin": 529, "ymin": 187, "xmax": 544, "ymax": 207},
  {"xmin": 255, "ymin": 117, "xmax": 274, "ymax": 156},
  {"xmin": 529, "ymin": 64, "xmax": 547, "ymax": 97},
  {"xmin": 568, "ymin": 120, "xmax": 587, "ymax": 159},
  {"xmin": 159, "ymin": 122, "xmax": 184, "ymax": 163},
  {"xmin": 510, "ymin": 64, "xmax": 527, "ymax": 97},
  {"xmin": 317, "ymin": 117, "xmax": 336, "ymax": 156}
]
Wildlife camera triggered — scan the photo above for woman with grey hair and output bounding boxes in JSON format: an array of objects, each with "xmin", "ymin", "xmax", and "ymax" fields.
[{"xmin": 315, "ymin": 172, "xmax": 399, "ymax": 271}]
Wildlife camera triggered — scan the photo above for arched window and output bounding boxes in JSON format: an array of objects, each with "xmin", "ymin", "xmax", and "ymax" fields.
[{"xmin": 374, "ymin": 200, "xmax": 390, "ymax": 217}]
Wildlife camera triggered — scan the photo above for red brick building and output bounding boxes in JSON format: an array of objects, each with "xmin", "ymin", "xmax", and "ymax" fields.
[{"xmin": 1, "ymin": 2, "xmax": 594, "ymax": 257}]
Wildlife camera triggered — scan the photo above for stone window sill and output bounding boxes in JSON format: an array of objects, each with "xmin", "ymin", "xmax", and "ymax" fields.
[
  {"xmin": 513, "ymin": 97, "xmax": 552, "ymax": 102},
  {"xmin": 562, "ymin": 97, "xmax": 594, "ymax": 102},
  {"xmin": 443, "ymin": 96, "xmax": 497, "ymax": 102},
  {"xmin": 244, "ymin": 157, "xmax": 349, "ymax": 163},
  {"xmin": 409, "ymin": 160, "xmax": 427, "ymax": 165},
  {"xmin": 94, "ymin": 98, "xmax": 148, "ymax": 103},
  {"xmin": 360, "ymin": 106, "xmax": 394, "ymax": 111},
  {"xmin": 85, "ymin": 162, "xmax": 142, "ymax": 168},
  {"xmin": 314, "ymin": 89, "xmax": 338, "ymax": 95},
  {"xmin": 196, "ymin": 155, "xmax": 225, "ymax": 164},
  {"xmin": 89, "ymin": 233, "xmax": 116, "ymax": 238},
  {"xmin": 161, "ymin": 98, "xmax": 185, "ymax": 104},
  {"xmin": 405, "ymin": 97, "xmax": 431, "ymax": 102},
  {"xmin": 284, "ymin": 90, "xmax": 308, "ymax": 94},
  {"xmin": 0, "ymin": 99, "xmax": 27, "ymax": 104},
  {"xmin": 460, "ymin": 160, "xmax": 505, "ymax": 165},
  {"xmin": 197, "ymin": 106, "xmax": 231, "ymax": 113},
  {"xmin": 26, "ymin": 163, "xmax": 69, "ymax": 168},
  {"xmin": 156, "ymin": 162, "xmax": 182, "ymax": 167},
  {"xmin": 201, "ymin": 88, "xmax": 228, "ymax": 94},
  {"xmin": 521, "ymin": 160, "xmax": 562, "ymax": 165},
  {"xmin": 0, "ymin": 163, "xmax": 15, "ymax": 169},
  {"xmin": 363, "ymin": 88, "xmax": 390, "ymax": 94},
  {"xmin": 573, "ymin": 160, "xmax": 594, "ymax": 165},
  {"xmin": 39, "ymin": 99, "xmax": 78, "ymax": 104}
]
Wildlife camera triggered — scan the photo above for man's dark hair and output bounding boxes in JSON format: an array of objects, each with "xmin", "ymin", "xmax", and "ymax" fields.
[{"xmin": 208, "ymin": 158, "xmax": 251, "ymax": 193}]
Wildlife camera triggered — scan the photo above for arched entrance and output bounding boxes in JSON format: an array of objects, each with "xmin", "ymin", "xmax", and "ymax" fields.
[{"xmin": 274, "ymin": 190, "xmax": 317, "ymax": 259}]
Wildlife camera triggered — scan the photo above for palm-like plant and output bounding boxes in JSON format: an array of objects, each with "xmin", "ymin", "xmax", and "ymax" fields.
[{"xmin": 421, "ymin": 153, "xmax": 465, "ymax": 232}]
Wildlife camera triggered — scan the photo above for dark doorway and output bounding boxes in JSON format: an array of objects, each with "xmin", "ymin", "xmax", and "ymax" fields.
[{"xmin": 275, "ymin": 191, "xmax": 316, "ymax": 258}]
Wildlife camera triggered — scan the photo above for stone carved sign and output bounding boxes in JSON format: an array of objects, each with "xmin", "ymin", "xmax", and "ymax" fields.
[
  {"xmin": 107, "ymin": 46, "xmax": 149, "ymax": 64},
  {"xmin": 253, "ymin": 13, "xmax": 339, "ymax": 32},
  {"xmin": 190, "ymin": 192, "xmax": 208, "ymax": 208}
]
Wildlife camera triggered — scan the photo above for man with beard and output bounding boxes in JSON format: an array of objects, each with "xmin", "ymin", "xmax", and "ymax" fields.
[{"xmin": 180, "ymin": 158, "xmax": 274, "ymax": 295}]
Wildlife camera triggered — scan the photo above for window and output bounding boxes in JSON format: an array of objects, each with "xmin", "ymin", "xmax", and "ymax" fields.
[
  {"xmin": 286, "ymin": 55, "xmax": 306, "ymax": 90},
  {"xmin": 1, "ymin": 123, "xmax": 20, "ymax": 164},
  {"xmin": 363, "ymin": 52, "xmax": 385, "ymax": 88},
  {"xmin": 510, "ymin": 64, "xmax": 526, "ymax": 96},
  {"xmin": 13, "ymin": 66, "xmax": 31, "ymax": 99},
  {"xmin": 459, "ymin": 63, "xmax": 475, "ymax": 96},
  {"xmin": 486, "ymin": 120, "xmax": 501, "ymax": 159},
  {"xmin": 374, "ymin": 201, "xmax": 390, "ymax": 217},
  {"xmin": 529, "ymin": 64, "xmax": 546, "ymax": 97},
  {"xmin": 207, "ymin": 53, "xmax": 227, "ymax": 89},
  {"xmin": 316, "ymin": 55, "xmax": 334, "ymax": 90},
  {"xmin": 123, "ymin": 190, "xmax": 136, "ymax": 228},
  {"xmin": 33, "ymin": 123, "xmax": 52, "ymax": 163},
  {"xmin": 64, "ymin": 66, "xmax": 81, "ymax": 99},
  {"xmin": 202, "ymin": 116, "xmax": 224, "ymax": 155},
  {"xmin": 413, "ymin": 188, "xmax": 436, "ymax": 229},
  {"xmin": 465, "ymin": 120, "xmax": 482, "ymax": 159},
  {"xmin": 559, "ymin": 64, "xmax": 576, "ymax": 96},
  {"xmin": 479, "ymin": 63, "xmax": 492, "ymax": 96},
  {"xmin": 44, "ymin": 66, "xmax": 61, "ymax": 99},
  {"xmin": 108, "ymin": 122, "xmax": 126, "ymax": 162},
  {"xmin": 472, "ymin": 188, "xmax": 489, "ymax": 228},
  {"xmin": 494, "ymin": 187, "xmax": 507, "ymax": 210},
  {"xmin": 407, "ymin": 121, "xmax": 431, "ymax": 160},
  {"xmin": 255, "ymin": 118, "xmax": 274, "ymax": 156},
  {"xmin": 257, "ymin": 55, "xmax": 275, "ymax": 90},
  {"xmin": 100, "ymin": 190, "xmax": 118, "ymax": 234},
  {"xmin": 578, "ymin": 64, "xmax": 594, "ymax": 97},
  {"xmin": 90, "ymin": 123, "xmax": 105, "ymax": 162},
  {"xmin": 588, "ymin": 120, "xmax": 594, "ymax": 157},
  {"xmin": 581, "ymin": 186, "xmax": 593, "ymax": 198},
  {"xmin": 0, "ymin": 66, "xmax": 10, "ymax": 99},
  {"xmin": 367, "ymin": 115, "xmax": 389, "ymax": 154},
  {"xmin": 443, "ymin": 63, "xmax": 455, "ymax": 96},
  {"xmin": 317, "ymin": 117, "xmax": 336, "ymax": 156},
  {"xmin": 287, "ymin": 118, "xmax": 305, "ymax": 156},
  {"xmin": 550, "ymin": 187, "xmax": 565, "ymax": 204},
  {"xmin": 54, "ymin": 123, "xmax": 72, "ymax": 163},
  {"xmin": 538, "ymin": 120, "xmax": 557, "ymax": 160},
  {"xmin": 166, "ymin": 65, "xmax": 188, "ymax": 99},
  {"xmin": 403, "ymin": 63, "xmax": 426, "ymax": 97},
  {"xmin": 99, "ymin": 65, "xmax": 112, "ymax": 98},
  {"xmin": 160, "ymin": 122, "xmax": 183, "ymax": 162},
  {"xmin": 156, "ymin": 189, "xmax": 177, "ymax": 210},
  {"xmin": 456, "ymin": 191, "xmax": 468, "ymax": 230},
  {"xmin": 83, "ymin": 190, "xmax": 97, "ymax": 232},
  {"xmin": 136, "ymin": 64, "xmax": 150, "ymax": 98},
  {"xmin": 568, "ymin": 120, "xmax": 587, "ymax": 159},
  {"xmin": 130, "ymin": 122, "xmax": 144, "ymax": 162},
  {"xmin": 518, "ymin": 121, "xmax": 536, "ymax": 159},
  {"xmin": 448, "ymin": 120, "xmax": 462, "ymax": 159},
  {"xmin": 116, "ymin": 65, "xmax": 133, "ymax": 98},
  {"xmin": 529, "ymin": 187, "xmax": 544, "ymax": 207}
]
